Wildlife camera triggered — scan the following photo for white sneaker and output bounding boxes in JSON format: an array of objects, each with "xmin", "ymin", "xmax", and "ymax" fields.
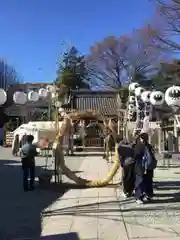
[
  {"xmin": 143, "ymin": 195, "xmax": 151, "ymax": 202},
  {"xmin": 122, "ymin": 192, "xmax": 128, "ymax": 199},
  {"xmin": 136, "ymin": 199, "xmax": 144, "ymax": 204}
]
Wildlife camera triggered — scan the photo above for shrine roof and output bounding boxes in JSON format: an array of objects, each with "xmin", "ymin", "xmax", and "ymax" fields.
[
  {"xmin": 70, "ymin": 90, "xmax": 118, "ymax": 116},
  {"xmin": 70, "ymin": 89, "xmax": 118, "ymax": 96}
]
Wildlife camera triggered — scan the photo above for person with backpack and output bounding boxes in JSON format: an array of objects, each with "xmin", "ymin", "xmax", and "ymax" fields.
[
  {"xmin": 118, "ymin": 140, "xmax": 135, "ymax": 198},
  {"xmin": 134, "ymin": 132, "xmax": 157, "ymax": 204},
  {"xmin": 20, "ymin": 135, "xmax": 38, "ymax": 191}
]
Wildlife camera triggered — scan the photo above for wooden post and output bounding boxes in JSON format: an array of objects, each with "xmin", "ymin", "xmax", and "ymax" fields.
[
  {"xmin": 80, "ymin": 120, "xmax": 85, "ymax": 147},
  {"xmin": 158, "ymin": 128, "xmax": 162, "ymax": 154},
  {"xmin": 174, "ymin": 117, "xmax": 178, "ymax": 152},
  {"xmin": 116, "ymin": 93, "xmax": 122, "ymax": 135},
  {"xmin": 70, "ymin": 121, "xmax": 74, "ymax": 155}
]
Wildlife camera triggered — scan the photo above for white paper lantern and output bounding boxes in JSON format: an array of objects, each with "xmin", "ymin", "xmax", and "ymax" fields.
[
  {"xmin": 165, "ymin": 86, "xmax": 180, "ymax": 107},
  {"xmin": 127, "ymin": 114, "xmax": 133, "ymax": 120},
  {"xmin": 129, "ymin": 96, "xmax": 136, "ymax": 104},
  {"xmin": 135, "ymin": 87, "xmax": 145, "ymax": 97},
  {"xmin": 128, "ymin": 103, "xmax": 136, "ymax": 112},
  {"xmin": 54, "ymin": 101, "xmax": 61, "ymax": 108},
  {"xmin": 38, "ymin": 88, "xmax": 48, "ymax": 98},
  {"xmin": 0, "ymin": 88, "xmax": 7, "ymax": 105},
  {"xmin": 129, "ymin": 82, "xmax": 140, "ymax": 92},
  {"xmin": 127, "ymin": 110, "xmax": 134, "ymax": 120},
  {"xmin": 13, "ymin": 91, "xmax": 27, "ymax": 105},
  {"xmin": 150, "ymin": 91, "xmax": 164, "ymax": 106},
  {"xmin": 141, "ymin": 91, "xmax": 151, "ymax": 103},
  {"xmin": 28, "ymin": 91, "xmax": 39, "ymax": 102},
  {"xmin": 46, "ymin": 85, "xmax": 55, "ymax": 93}
]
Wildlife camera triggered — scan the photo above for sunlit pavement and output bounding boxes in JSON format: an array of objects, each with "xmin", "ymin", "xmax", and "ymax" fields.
[
  {"xmin": 0, "ymin": 148, "xmax": 84, "ymax": 240},
  {"xmin": 0, "ymin": 148, "xmax": 180, "ymax": 239}
]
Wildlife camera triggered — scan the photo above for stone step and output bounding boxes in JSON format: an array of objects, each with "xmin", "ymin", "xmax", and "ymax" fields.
[{"xmin": 76, "ymin": 146, "xmax": 104, "ymax": 152}]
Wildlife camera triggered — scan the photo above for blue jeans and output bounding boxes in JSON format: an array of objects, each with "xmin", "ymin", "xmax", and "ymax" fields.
[
  {"xmin": 144, "ymin": 170, "xmax": 153, "ymax": 197},
  {"xmin": 22, "ymin": 165, "xmax": 35, "ymax": 190},
  {"xmin": 135, "ymin": 171, "xmax": 153, "ymax": 199},
  {"xmin": 135, "ymin": 174, "xmax": 145, "ymax": 200}
]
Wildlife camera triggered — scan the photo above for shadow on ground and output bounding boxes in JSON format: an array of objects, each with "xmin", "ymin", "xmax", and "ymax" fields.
[
  {"xmin": 0, "ymin": 152, "xmax": 118, "ymax": 239},
  {"xmin": 68, "ymin": 153, "xmax": 104, "ymax": 157},
  {"xmin": 41, "ymin": 184, "xmax": 180, "ymax": 236},
  {"xmin": 158, "ymin": 165, "xmax": 180, "ymax": 169},
  {"xmin": 43, "ymin": 196, "xmax": 180, "ymax": 219},
  {"xmin": 0, "ymin": 158, "xmax": 73, "ymax": 240},
  {"xmin": 1, "ymin": 155, "xmax": 180, "ymax": 239},
  {"xmin": 42, "ymin": 180, "xmax": 180, "ymax": 219},
  {"xmin": 154, "ymin": 180, "xmax": 180, "ymax": 190},
  {"xmin": 40, "ymin": 232, "xmax": 80, "ymax": 239}
]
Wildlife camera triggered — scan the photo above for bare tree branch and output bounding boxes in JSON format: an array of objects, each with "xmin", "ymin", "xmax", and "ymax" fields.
[
  {"xmin": 0, "ymin": 59, "xmax": 22, "ymax": 107},
  {"xmin": 85, "ymin": 33, "xmax": 163, "ymax": 89},
  {"xmin": 148, "ymin": 0, "xmax": 180, "ymax": 51}
]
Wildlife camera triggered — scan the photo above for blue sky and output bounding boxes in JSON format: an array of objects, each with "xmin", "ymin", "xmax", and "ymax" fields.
[{"xmin": 0, "ymin": 0, "xmax": 154, "ymax": 83}]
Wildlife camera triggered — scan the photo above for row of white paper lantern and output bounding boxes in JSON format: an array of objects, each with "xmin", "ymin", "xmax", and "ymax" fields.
[
  {"xmin": 0, "ymin": 85, "xmax": 57, "ymax": 106},
  {"xmin": 129, "ymin": 82, "xmax": 180, "ymax": 107}
]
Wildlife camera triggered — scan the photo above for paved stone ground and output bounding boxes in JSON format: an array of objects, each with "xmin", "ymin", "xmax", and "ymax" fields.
[
  {"xmin": 1, "ymin": 148, "xmax": 180, "ymax": 239},
  {"xmin": 41, "ymin": 154, "xmax": 180, "ymax": 240},
  {"xmin": 0, "ymin": 148, "xmax": 85, "ymax": 240}
]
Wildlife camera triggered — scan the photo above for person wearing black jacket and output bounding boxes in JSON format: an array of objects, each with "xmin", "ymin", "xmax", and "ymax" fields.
[
  {"xmin": 118, "ymin": 140, "xmax": 135, "ymax": 198},
  {"xmin": 134, "ymin": 132, "xmax": 156, "ymax": 204}
]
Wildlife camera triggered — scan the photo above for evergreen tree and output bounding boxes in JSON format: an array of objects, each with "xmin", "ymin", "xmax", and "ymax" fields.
[{"xmin": 55, "ymin": 46, "xmax": 91, "ymax": 98}]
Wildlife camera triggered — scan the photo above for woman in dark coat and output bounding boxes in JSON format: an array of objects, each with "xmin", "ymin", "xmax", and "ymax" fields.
[
  {"xmin": 118, "ymin": 140, "xmax": 135, "ymax": 198},
  {"xmin": 134, "ymin": 132, "xmax": 156, "ymax": 204}
]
